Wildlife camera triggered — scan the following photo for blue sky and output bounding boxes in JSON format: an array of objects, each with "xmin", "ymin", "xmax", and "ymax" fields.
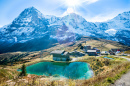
[{"xmin": 0, "ymin": 0, "xmax": 130, "ymax": 27}]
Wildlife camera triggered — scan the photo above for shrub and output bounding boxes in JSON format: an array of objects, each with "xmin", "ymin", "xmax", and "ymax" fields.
[
  {"xmin": 103, "ymin": 59, "xmax": 110, "ymax": 66},
  {"xmin": 107, "ymin": 77, "xmax": 114, "ymax": 84},
  {"xmin": 115, "ymin": 74, "xmax": 121, "ymax": 80},
  {"xmin": 121, "ymin": 70, "xmax": 126, "ymax": 74},
  {"xmin": 96, "ymin": 61, "xmax": 103, "ymax": 67},
  {"xmin": 51, "ymin": 81, "xmax": 56, "ymax": 86},
  {"xmin": 53, "ymin": 74, "xmax": 60, "ymax": 77},
  {"xmin": 126, "ymin": 65, "xmax": 130, "ymax": 69},
  {"xmin": 99, "ymin": 68, "xmax": 104, "ymax": 72},
  {"xmin": 68, "ymin": 80, "xmax": 75, "ymax": 86},
  {"xmin": 95, "ymin": 71, "xmax": 99, "ymax": 76},
  {"xmin": 92, "ymin": 65, "xmax": 99, "ymax": 70}
]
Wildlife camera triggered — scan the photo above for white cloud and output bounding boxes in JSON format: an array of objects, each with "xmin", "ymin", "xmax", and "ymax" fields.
[
  {"xmin": 77, "ymin": 0, "xmax": 99, "ymax": 5},
  {"xmin": 85, "ymin": 0, "xmax": 99, "ymax": 4},
  {"xmin": 62, "ymin": 0, "xmax": 99, "ymax": 17},
  {"xmin": 86, "ymin": 15, "xmax": 115, "ymax": 22},
  {"xmin": 84, "ymin": 11, "xmax": 120, "ymax": 22},
  {"xmin": 65, "ymin": 0, "xmax": 99, "ymax": 7},
  {"xmin": 0, "ymin": 25, "xmax": 3, "ymax": 28}
]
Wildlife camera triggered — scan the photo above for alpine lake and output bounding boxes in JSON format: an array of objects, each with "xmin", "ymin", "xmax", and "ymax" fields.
[{"xmin": 18, "ymin": 62, "xmax": 93, "ymax": 80}]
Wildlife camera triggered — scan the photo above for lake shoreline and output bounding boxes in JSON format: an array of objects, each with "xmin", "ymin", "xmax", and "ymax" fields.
[{"xmin": 18, "ymin": 61, "xmax": 94, "ymax": 80}]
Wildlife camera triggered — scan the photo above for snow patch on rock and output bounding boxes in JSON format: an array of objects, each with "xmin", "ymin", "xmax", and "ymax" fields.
[{"xmin": 105, "ymin": 29, "xmax": 117, "ymax": 36}]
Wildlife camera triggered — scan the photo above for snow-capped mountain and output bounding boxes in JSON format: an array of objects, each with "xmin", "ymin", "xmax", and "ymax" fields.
[
  {"xmin": 95, "ymin": 11, "xmax": 130, "ymax": 45},
  {"xmin": 115, "ymin": 30, "xmax": 130, "ymax": 46},
  {"xmin": 96, "ymin": 11, "xmax": 130, "ymax": 31},
  {"xmin": 49, "ymin": 13, "xmax": 97, "ymax": 42},
  {"xmin": 109, "ymin": 11, "xmax": 130, "ymax": 30},
  {"xmin": 0, "ymin": 7, "xmax": 50, "ymax": 43},
  {"xmin": 0, "ymin": 7, "xmax": 130, "ymax": 53},
  {"xmin": 61, "ymin": 13, "xmax": 97, "ymax": 35}
]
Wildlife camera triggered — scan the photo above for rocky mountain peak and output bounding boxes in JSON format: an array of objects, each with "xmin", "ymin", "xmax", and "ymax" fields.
[
  {"xmin": 113, "ymin": 11, "xmax": 130, "ymax": 20},
  {"xmin": 12, "ymin": 7, "xmax": 44, "ymax": 24},
  {"xmin": 0, "ymin": 6, "xmax": 130, "ymax": 53}
]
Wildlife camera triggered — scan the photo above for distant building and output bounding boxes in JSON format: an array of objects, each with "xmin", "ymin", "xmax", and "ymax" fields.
[
  {"xmin": 70, "ymin": 51, "xmax": 85, "ymax": 57},
  {"xmin": 116, "ymin": 49, "xmax": 121, "ymax": 54},
  {"xmin": 101, "ymin": 51, "xmax": 109, "ymax": 55},
  {"xmin": 92, "ymin": 47, "xmax": 100, "ymax": 54},
  {"xmin": 87, "ymin": 50, "xmax": 97, "ymax": 56},
  {"xmin": 96, "ymin": 50, "xmax": 101, "ymax": 54},
  {"xmin": 109, "ymin": 50, "xmax": 115, "ymax": 55},
  {"xmin": 51, "ymin": 50, "xmax": 70, "ymax": 61},
  {"xmin": 83, "ymin": 45, "xmax": 91, "ymax": 52},
  {"xmin": 111, "ymin": 49, "xmax": 124, "ymax": 53},
  {"xmin": 93, "ymin": 47, "xmax": 98, "ymax": 50}
]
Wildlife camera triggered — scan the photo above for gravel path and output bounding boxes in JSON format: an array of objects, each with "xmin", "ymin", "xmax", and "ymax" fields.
[
  {"xmin": 111, "ymin": 71, "xmax": 130, "ymax": 86},
  {"xmin": 120, "ymin": 57, "xmax": 130, "ymax": 61},
  {"xmin": 111, "ymin": 56, "xmax": 130, "ymax": 86}
]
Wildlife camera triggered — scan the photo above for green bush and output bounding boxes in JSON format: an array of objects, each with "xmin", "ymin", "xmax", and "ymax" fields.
[
  {"xmin": 92, "ymin": 65, "xmax": 99, "ymax": 70},
  {"xmin": 96, "ymin": 61, "xmax": 103, "ymax": 67},
  {"xmin": 95, "ymin": 71, "xmax": 99, "ymax": 76},
  {"xmin": 53, "ymin": 74, "xmax": 60, "ymax": 77},
  {"xmin": 107, "ymin": 77, "xmax": 114, "ymax": 84},
  {"xmin": 126, "ymin": 66, "xmax": 130, "ymax": 69},
  {"xmin": 99, "ymin": 68, "xmax": 104, "ymax": 72},
  {"xmin": 115, "ymin": 74, "xmax": 121, "ymax": 80},
  {"xmin": 121, "ymin": 70, "xmax": 126, "ymax": 74},
  {"xmin": 103, "ymin": 60, "xmax": 110, "ymax": 66}
]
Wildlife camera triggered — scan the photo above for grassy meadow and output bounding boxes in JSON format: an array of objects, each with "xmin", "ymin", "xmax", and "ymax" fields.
[{"xmin": 0, "ymin": 37, "xmax": 130, "ymax": 86}]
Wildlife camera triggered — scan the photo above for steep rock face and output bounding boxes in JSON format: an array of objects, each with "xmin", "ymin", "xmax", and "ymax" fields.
[
  {"xmin": 107, "ymin": 11, "xmax": 130, "ymax": 30},
  {"xmin": 95, "ymin": 11, "xmax": 130, "ymax": 46},
  {"xmin": 51, "ymin": 23, "xmax": 78, "ymax": 44},
  {"xmin": 115, "ymin": 30, "xmax": 130, "ymax": 46},
  {"xmin": 96, "ymin": 11, "xmax": 130, "ymax": 31},
  {"xmin": 61, "ymin": 13, "xmax": 97, "ymax": 35},
  {"xmin": 0, "ymin": 7, "xmax": 49, "ymax": 43},
  {"xmin": 1, "ymin": 7, "xmax": 96, "ymax": 44}
]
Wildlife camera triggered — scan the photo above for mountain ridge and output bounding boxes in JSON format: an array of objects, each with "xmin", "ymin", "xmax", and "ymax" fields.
[{"xmin": 0, "ymin": 7, "xmax": 130, "ymax": 53}]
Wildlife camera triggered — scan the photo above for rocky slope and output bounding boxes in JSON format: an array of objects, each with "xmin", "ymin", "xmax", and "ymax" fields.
[
  {"xmin": 95, "ymin": 11, "xmax": 130, "ymax": 45},
  {"xmin": 0, "ymin": 7, "xmax": 130, "ymax": 53}
]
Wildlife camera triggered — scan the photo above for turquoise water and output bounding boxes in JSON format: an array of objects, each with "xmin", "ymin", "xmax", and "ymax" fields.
[
  {"xmin": 18, "ymin": 62, "xmax": 93, "ymax": 79},
  {"xmin": 104, "ymin": 57, "xmax": 114, "ymax": 60}
]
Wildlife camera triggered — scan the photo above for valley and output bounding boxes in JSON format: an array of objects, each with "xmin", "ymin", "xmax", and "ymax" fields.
[{"xmin": 0, "ymin": 37, "xmax": 130, "ymax": 86}]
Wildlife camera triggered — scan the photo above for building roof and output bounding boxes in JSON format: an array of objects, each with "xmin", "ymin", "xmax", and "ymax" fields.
[
  {"xmin": 51, "ymin": 50, "xmax": 65, "ymax": 54},
  {"xmin": 87, "ymin": 50, "xmax": 97, "ymax": 52},
  {"xmin": 93, "ymin": 47, "xmax": 100, "ymax": 50},
  {"xmin": 51, "ymin": 50, "xmax": 69, "ymax": 56},
  {"xmin": 101, "ymin": 51, "xmax": 108, "ymax": 54},
  {"xmin": 84, "ymin": 45, "xmax": 91, "ymax": 47},
  {"xmin": 111, "ymin": 49, "xmax": 125, "ymax": 51},
  {"xmin": 70, "ymin": 50, "xmax": 85, "ymax": 54},
  {"xmin": 63, "ymin": 52, "xmax": 68, "ymax": 55}
]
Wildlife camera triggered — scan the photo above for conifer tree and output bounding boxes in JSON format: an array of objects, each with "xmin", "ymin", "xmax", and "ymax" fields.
[{"xmin": 20, "ymin": 64, "xmax": 27, "ymax": 76}]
